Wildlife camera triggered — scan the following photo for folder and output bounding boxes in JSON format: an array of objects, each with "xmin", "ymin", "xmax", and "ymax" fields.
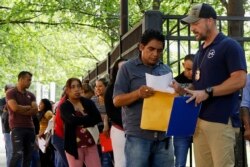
[
  {"xmin": 141, "ymin": 94, "xmax": 201, "ymax": 135},
  {"xmin": 99, "ymin": 133, "xmax": 113, "ymax": 152},
  {"xmin": 166, "ymin": 96, "xmax": 201, "ymax": 136},
  {"xmin": 141, "ymin": 91, "xmax": 177, "ymax": 131},
  {"xmin": 141, "ymin": 73, "xmax": 200, "ymax": 134}
]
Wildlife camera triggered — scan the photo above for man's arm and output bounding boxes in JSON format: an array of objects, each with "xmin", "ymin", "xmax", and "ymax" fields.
[
  {"xmin": 240, "ymin": 74, "xmax": 250, "ymax": 140},
  {"xmin": 185, "ymin": 70, "xmax": 246, "ymax": 104},
  {"xmin": 213, "ymin": 70, "xmax": 246, "ymax": 96},
  {"xmin": 7, "ymin": 99, "xmax": 38, "ymax": 116},
  {"xmin": 171, "ymin": 81, "xmax": 194, "ymax": 95},
  {"xmin": 29, "ymin": 101, "xmax": 38, "ymax": 115},
  {"xmin": 240, "ymin": 107, "xmax": 250, "ymax": 140}
]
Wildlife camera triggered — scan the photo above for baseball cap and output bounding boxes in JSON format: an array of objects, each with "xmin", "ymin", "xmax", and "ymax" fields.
[{"xmin": 181, "ymin": 3, "xmax": 217, "ymax": 24}]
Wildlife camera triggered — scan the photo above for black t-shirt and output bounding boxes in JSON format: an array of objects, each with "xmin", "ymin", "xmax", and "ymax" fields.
[
  {"xmin": 174, "ymin": 72, "xmax": 192, "ymax": 86},
  {"xmin": 104, "ymin": 83, "xmax": 123, "ymax": 128}
]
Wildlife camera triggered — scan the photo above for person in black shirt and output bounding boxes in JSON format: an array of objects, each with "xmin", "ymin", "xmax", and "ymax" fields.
[
  {"xmin": 0, "ymin": 84, "xmax": 14, "ymax": 167},
  {"xmin": 173, "ymin": 54, "xmax": 194, "ymax": 167},
  {"xmin": 174, "ymin": 54, "xmax": 194, "ymax": 85},
  {"xmin": 105, "ymin": 58, "xmax": 127, "ymax": 167}
]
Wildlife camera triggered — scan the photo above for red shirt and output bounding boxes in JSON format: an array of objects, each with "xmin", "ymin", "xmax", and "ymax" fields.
[
  {"xmin": 54, "ymin": 96, "xmax": 66, "ymax": 138},
  {"xmin": 6, "ymin": 87, "xmax": 36, "ymax": 129}
]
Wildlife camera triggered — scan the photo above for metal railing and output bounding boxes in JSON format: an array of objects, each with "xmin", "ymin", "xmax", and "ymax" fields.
[{"xmin": 83, "ymin": 10, "xmax": 250, "ymax": 167}]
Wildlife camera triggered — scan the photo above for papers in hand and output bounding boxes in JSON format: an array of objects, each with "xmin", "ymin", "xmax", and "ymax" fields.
[
  {"xmin": 146, "ymin": 73, "xmax": 175, "ymax": 93},
  {"xmin": 38, "ymin": 137, "xmax": 46, "ymax": 153}
]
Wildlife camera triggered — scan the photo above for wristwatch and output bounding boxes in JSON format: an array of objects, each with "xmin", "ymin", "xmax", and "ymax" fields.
[{"xmin": 205, "ymin": 87, "xmax": 213, "ymax": 98}]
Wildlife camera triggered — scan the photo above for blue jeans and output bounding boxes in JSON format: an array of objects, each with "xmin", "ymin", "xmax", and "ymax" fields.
[
  {"xmin": 101, "ymin": 152, "xmax": 113, "ymax": 167},
  {"xmin": 9, "ymin": 128, "xmax": 35, "ymax": 167},
  {"xmin": 51, "ymin": 134, "xmax": 68, "ymax": 167},
  {"xmin": 3, "ymin": 133, "xmax": 12, "ymax": 167},
  {"xmin": 30, "ymin": 149, "xmax": 40, "ymax": 167},
  {"xmin": 173, "ymin": 136, "xmax": 192, "ymax": 167},
  {"xmin": 125, "ymin": 135, "xmax": 174, "ymax": 167},
  {"xmin": 97, "ymin": 144, "xmax": 113, "ymax": 167}
]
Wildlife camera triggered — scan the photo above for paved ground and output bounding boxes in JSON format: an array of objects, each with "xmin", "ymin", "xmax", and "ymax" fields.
[{"xmin": 0, "ymin": 120, "xmax": 7, "ymax": 166}]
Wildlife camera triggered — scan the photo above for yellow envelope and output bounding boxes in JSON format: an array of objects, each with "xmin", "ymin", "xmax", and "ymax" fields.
[{"xmin": 140, "ymin": 91, "xmax": 177, "ymax": 131}]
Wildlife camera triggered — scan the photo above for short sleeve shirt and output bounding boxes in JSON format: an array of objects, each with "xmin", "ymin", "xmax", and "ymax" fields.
[
  {"xmin": 241, "ymin": 74, "xmax": 250, "ymax": 108},
  {"xmin": 113, "ymin": 56, "xmax": 172, "ymax": 140},
  {"xmin": 193, "ymin": 33, "xmax": 247, "ymax": 124},
  {"xmin": 6, "ymin": 87, "xmax": 36, "ymax": 129}
]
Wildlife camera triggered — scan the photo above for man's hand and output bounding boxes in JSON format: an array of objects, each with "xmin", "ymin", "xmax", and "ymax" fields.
[
  {"xmin": 171, "ymin": 80, "xmax": 185, "ymax": 95},
  {"xmin": 137, "ymin": 85, "xmax": 154, "ymax": 99},
  {"xmin": 102, "ymin": 114, "xmax": 110, "ymax": 137},
  {"xmin": 244, "ymin": 128, "xmax": 250, "ymax": 140},
  {"xmin": 240, "ymin": 107, "xmax": 250, "ymax": 141},
  {"xmin": 185, "ymin": 88, "xmax": 209, "ymax": 106}
]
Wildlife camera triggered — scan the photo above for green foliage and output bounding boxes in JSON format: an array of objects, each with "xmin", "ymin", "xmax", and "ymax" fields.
[{"xmin": 0, "ymin": 0, "xmax": 249, "ymax": 98}]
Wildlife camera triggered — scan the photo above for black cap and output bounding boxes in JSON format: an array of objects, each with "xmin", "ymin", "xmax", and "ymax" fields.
[{"xmin": 181, "ymin": 3, "xmax": 217, "ymax": 24}]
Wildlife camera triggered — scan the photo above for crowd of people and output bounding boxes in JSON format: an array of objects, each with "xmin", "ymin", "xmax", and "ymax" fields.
[{"xmin": 0, "ymin": 3, "xmax": 249, "ymax": 167}]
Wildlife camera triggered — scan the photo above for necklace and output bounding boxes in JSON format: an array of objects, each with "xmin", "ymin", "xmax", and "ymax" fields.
[{"xmin": 195, "ymin": 48, "xmax": 210, "ymax": 81}]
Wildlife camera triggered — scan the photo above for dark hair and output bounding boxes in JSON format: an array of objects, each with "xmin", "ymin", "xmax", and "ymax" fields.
[
  {"xmin": 184, "ymin": 54, "xmax": 195, "ymax": 62},
  {"xmin": 40, "ymin": 98, "xmax": 52, "ymax": 112},
  {"xmin": 37, "ymin": 98, "xmax": 53, "ymax": 121},
  {"xmin": 82, "ymin": 82, "xmax": 94, "ymax": 94},
  {"xmin": 65, "ymin": 78, "xmax": 82, "ymax": 98},
  {"xmin": 18, "ymin": 71, "xmax": 32, "ymax": 80},
  {"xmin": 111, "ymin": 58, "xmax": 127, "ymax": 83},
  {"xmin": 96, "ymin": 78, "xmax": 108, "ymax": 87},
  {"xmin": 140, "ymin": 29, "xmax": 165, "ymax": 48},
  {"xmin": 65, "ymin": 78, "xmax": 82, "ymax": 89}
]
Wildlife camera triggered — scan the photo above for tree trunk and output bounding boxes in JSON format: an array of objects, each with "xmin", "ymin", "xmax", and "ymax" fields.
[
  {"xmin": 227, "ymin": 0, "xmax": 245, "ymax": 46},
  {"xmin": 226, "ymin": 1, "xmax": 247, "ymax": 166}
]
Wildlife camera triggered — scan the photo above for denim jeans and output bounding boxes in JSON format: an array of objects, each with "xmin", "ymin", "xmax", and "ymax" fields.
[
  {"xmin": 97, "ymin": 144, "xmax": 114, "ymax": 167},
  {"xmin": 173, "ymin": 136, "xmax": 192, "ymax": 167},
  {"xmin": 51, "ymin": 134, "xmax": 69, "ymax": 167},
  {"xmin": 30, "ymin": 149, "xmax": 40, "ymax": 167},
  {"xmin": 9, "ymin": 128, "xmax": 35, "ymax": 167},
  {"xmin": 3, "ymin": 133, "xmax": 12, "ymax": 167},
  {"xmin": 101, "ymin": 152, "xmax": 113, "ymax": 167},
  {"xmin": 125, "ymin": 135, "xmax": 174, "ymax": 167}
]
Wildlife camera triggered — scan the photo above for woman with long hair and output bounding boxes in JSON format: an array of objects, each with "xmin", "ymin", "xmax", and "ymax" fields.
[
  {"xmin": 51, "ymin": 91, "xmax": 69, "ymax": 167},
  {"xmin": 92, "ymin": 78, "xmax": 114, "ymax": 167},
  {"xmin": 104, "ymin": 58, "xmax": 127, "ymax": 167},
  {"xmin": 60, "ymin": 78, "xmax": 102, "ymax": 167},
  {"xmin": 37, "ymin": 98, "xmax": 54, "ymax": 167}
]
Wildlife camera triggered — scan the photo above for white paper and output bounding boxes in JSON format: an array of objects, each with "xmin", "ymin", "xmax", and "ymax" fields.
[
  {"xmin": 146, "ymin": 73, "xmax": 175, "ymax": 93},
  {"xmin": 38, "ymin": 137, "xmax": 46, "ymax": 153},
  {"xmin": 44, "ymin": 117, "xmax": 54, "ymax": 134}
]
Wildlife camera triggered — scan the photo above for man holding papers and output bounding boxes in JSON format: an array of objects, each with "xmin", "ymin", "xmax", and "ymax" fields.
[
  {"xmin": 113, "ymin": 29, "xmax": 174, "ymax": 167},
  {"xmin": 180, "ymin": 3, "xmax": 247, "ymax": 167}
]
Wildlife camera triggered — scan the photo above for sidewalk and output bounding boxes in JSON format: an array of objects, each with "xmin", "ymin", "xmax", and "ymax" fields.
[
  {"xmin": 0, "ymin": 120, "xmax": 7, "ymax": 166},
  {"xmin": 0, "ymin": 119, "xmax": 250, "ymax": 166}
]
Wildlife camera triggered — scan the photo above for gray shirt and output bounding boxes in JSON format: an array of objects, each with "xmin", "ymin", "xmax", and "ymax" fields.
[{"xmin": 113, "ymin": 56, "xmax": 172, "ymax": 140}]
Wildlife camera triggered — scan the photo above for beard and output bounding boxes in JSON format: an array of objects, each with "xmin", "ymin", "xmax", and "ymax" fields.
[{"xmin": 193, "ymin": 24, "xmax": 211, "ymax": 41}]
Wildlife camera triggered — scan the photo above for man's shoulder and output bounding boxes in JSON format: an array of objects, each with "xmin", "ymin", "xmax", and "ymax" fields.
[
  {"xmin": 174, "ymin": 72, "xmax": 192, "ymax": 83},
  {"xmin": 218, "ymin": 34, "xmax": 240, "ymax": 47},
  {"xmin": 174, "ymin": 72, "xmax": 185, "ymax": 81},
  {"xmin": 125, "ymin": 57, "xmax": 139, "ymax": 66},
  {"xmin": 6, "ymin": 88, "xmax": 17, "ymax": 99}
]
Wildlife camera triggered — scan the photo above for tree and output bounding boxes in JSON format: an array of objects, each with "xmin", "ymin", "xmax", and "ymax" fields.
[{"xmin": 0, "ymin": 0, "xmax": 249, "ymax": 98}]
